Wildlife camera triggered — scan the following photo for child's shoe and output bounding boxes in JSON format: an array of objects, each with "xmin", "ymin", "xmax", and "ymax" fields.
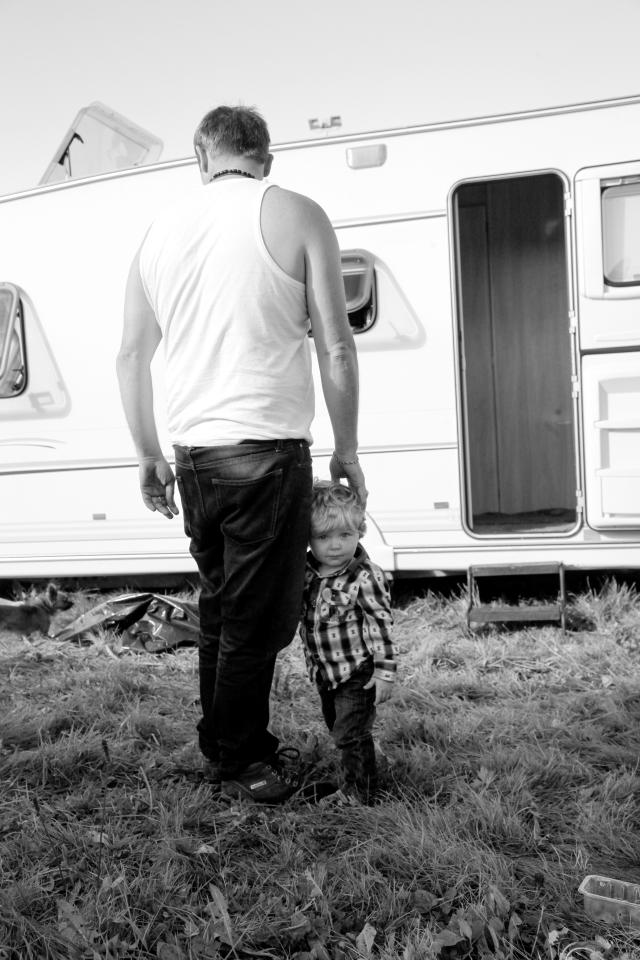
[{"xmin": 202, "ymin": 759, "xmax": 221, "ymax": 785}]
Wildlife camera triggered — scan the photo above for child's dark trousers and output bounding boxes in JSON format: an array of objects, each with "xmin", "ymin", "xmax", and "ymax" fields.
[{"xmin": 316, "ymin": 660, "xmax": 377, "ymax": 803}]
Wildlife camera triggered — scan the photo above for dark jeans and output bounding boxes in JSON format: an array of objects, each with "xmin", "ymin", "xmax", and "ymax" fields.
[
  {"xmin": 174, "ymin": 439, "xmax": 312, "ymax": 778},
  {"xmin": 316, "ymin": 660, "xmax": 377, "ymax": 803}
]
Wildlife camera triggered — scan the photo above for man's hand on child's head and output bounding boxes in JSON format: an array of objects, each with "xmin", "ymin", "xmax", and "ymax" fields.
[
  {"xmin": 329, "ymin": 455, "xmax": 368, "ymax": 507},
  {"xmin": 365, "ymin": 670, "xmax": 395, "ymax": 705}
]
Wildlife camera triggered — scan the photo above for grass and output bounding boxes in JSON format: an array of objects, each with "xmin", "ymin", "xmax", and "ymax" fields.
[{"xmin": 2, "ymin": 579, "xmax": 640, "ymax": 959}]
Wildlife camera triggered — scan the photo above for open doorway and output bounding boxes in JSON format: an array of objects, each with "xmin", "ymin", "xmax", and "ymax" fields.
[{"xmin": 453, "ymin": 173, "xmax": 577, "ymax": 535}]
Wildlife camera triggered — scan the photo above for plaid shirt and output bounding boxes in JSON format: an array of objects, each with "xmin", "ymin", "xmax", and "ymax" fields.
[{"xmin": 299, "ymin": 544, "xmax": 396, "ymax": 688}]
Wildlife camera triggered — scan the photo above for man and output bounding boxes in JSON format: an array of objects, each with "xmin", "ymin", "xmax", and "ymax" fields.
[{"xmin": 116, "ymin": 105, "xmax": 366, "ymax": 804}]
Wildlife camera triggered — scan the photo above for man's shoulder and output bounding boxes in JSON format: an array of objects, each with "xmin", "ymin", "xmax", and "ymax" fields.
[
  {"xmin": 264, "ymin": 185, "xmax": 330, "ymax": 229},
  {"xmin": 267, "ymin": 184, "xmax": 318, "ymax": 207}
]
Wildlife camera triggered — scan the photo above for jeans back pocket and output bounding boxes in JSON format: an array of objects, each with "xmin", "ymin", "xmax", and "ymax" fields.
[{"xmin": 211, "ymin": 468, "xmax": 283, "ymax": 544}]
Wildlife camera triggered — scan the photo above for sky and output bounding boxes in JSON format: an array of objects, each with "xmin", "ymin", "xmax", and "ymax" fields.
[{"xmin": 2, "ymin": 0, "xmax": 640, "ymax": 196}]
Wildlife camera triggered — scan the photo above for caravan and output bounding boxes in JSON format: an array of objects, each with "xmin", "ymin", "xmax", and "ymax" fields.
[{"xmin": 1, "ymin": 94, "xmax": 640, "ymax": 579}]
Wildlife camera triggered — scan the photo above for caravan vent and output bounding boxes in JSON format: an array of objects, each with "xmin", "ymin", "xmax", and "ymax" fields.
[{"xmin": 346, "ymin": 144, "xmax": 387, "ymax": 169}]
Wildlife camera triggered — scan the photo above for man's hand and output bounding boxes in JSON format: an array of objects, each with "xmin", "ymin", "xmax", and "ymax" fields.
[
  {"xmin": 364, "ymin": 671, "xmax": 395, "ymax": 705},
  {"xmin": 139, "ymin": 457, "xmax": 179, "ymax": 519},
  {"xmin": 329, "ymin": 454, "xmax": 368, "ymax": 507}
]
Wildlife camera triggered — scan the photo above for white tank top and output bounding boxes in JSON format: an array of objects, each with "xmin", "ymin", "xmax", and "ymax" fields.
[{"xmin": 139, "ymin": 178, "xmax": 313, "ymax": 445}]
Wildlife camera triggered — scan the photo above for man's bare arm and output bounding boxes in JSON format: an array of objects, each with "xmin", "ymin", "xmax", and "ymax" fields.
[
  {"xmin": 116, "ymin": 251, "xmax": 178, "ymax": 518},
  {"xmin": 302, "ymin": 198, "xmax": 367, "ymax": 503}
]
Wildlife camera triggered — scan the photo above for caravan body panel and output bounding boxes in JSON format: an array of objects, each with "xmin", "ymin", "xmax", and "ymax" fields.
[{"xmin": 2, "ymin": 96, "xmax": 640, "ymax": 577}]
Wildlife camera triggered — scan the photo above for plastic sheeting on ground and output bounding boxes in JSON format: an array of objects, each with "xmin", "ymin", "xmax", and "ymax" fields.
[{"xmin": 53, "ymin": 593, "xmax": 199, "ymax": 652}]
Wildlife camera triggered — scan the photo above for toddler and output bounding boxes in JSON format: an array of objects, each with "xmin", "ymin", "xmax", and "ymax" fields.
[{"xmin": 299, "ymin": 480, "xmax": 397, "ymax": 804}]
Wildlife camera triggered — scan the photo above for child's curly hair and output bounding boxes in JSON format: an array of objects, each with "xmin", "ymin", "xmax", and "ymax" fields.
[{"xmin": 310, "ymin": 480, "xmax": 366, "ymax": 537}]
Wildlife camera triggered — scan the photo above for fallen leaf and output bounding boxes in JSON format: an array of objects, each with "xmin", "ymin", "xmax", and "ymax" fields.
[
  {"xmin": 355, "ymin": 922, "xmax": 377, "ymax": 957},
  {"xmin": 184, "ymin": 916, "xmax": 201, "ymax": 938},
  {"xmin": 489, "ymin": 885, "xmax": 510, "ymax": 915},
  {"xmin": 411, "ymin": 889, "xmax": 439, "ymax": 912},
  {"xmin": 486, "ymin": 922, "xmax": 501, "ymax": 954},
  {"xmin": 283, "ymin": 911, "xmax": 312, "ymax": 942},
  {"xmin": 85, "ymin": 828, "xmax": 107, "ymax": 845},
  {"xmin": 440, "ymin": 886, "xmax": 457, "ymax": 915},
  {"xmin": 196, "ymin": 842, "xmax": 217, "ymax": 854},
  {"xmin": 548, "ymin": 927, "xmax": 569, "ymax": 946},
  {"xmin": 309, "ymin": 937, "xmax": 331, "ymax": 960},
  {"xmin": 190, "ymin": 935, "xmax": 222, "ymax": 958},
  {"xmin": 433, "ymin": 929, "xmax": 463, "ymax": 949},
  {"xmin": 56, "ymin": 899, "xmax": 92, "ymax": 952},
  {"xmin": 507, "ymin": 911, "xmax": 522, "ymax": 940},
  {"xmin": 209, "ymin": 918, "xmax": 235, "ymax": 946},
  {"xmin": 206, "ymin": 884, "xmax": 236, "ymax": 947},
  {"xmin": 304, "ymin": 868, "xmax": 325, "ymax": 900}
]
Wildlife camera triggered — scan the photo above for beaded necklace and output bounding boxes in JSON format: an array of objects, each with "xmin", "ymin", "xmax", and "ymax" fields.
[{"xmin": 210, "ymin": 168, "xmax": 256, "ymax": 180}]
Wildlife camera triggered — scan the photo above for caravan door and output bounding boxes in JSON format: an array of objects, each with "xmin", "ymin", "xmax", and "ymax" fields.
[
  {"xmin": 575, "ymin": 162, "xmax": 640, "ymax": 530},
  {"xmin": 452, "ymin": 171, "xmax": 579, "ymax": 537}
]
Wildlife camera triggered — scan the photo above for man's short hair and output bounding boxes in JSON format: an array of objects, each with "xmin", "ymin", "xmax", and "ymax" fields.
[
  {"xmin": 194, "ymin": 106, "xmax": 270, "ymax": 163},
  {"xmin": 310, "ymin": 480, "xmax": 367, "ymax": 537}
]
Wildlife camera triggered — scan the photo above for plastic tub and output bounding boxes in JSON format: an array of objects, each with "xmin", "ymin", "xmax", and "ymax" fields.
[{"xmin": 579, "ymin": 875, "xmax": 640, "ymax": 928}]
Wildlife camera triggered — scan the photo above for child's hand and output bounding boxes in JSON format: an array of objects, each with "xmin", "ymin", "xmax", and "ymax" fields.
[{"xmin": 364, "ymin": 670, "xmax": 395, "ymax": 705}]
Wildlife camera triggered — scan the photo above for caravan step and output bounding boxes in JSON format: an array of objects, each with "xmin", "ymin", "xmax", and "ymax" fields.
[
  {"xmin": 467, "ymin": 562, "xmax": 562, "ymax": 578},
  {"xmin": 468, "ymin": 603, "xmax": 562, "ymax": 623},
  {"xmin": 466, "ymin": 562, "xmax": 566, "ymax": 631}
]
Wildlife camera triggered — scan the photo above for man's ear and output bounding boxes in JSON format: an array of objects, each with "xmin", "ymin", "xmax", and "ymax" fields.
[
  {"xmin": 195, "ymin": 144, "xmax": 210, "ymax": 180},
  {"xmin": 263, "ymin": 153, "xmax": 274, "ymax": 177}
]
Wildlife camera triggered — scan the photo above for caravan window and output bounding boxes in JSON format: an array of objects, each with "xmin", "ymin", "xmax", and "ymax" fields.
[
  {"xmin": 0, "ymin": 285, "xmax": 27, "ymax": 398},
  {"xmin": 40, "ymin": 102, "xmax": 163, "ymax": 185},
  {"xmin": 308, "ymin": 249, "xmax": 377, "ymax": 337},
  {"xmin": 602, "ymin": 181, "xmax": 640, "ymax": 286},
  {"xmin": 341, "ymin": 249, "xmax": 376, "ymax": 332}
]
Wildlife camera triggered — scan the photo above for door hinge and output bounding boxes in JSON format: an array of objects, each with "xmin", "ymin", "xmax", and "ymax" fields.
[
  {"xmin": 568, "ymin": 310, "xmax": 577, "ymax": 333},
  {"xmin": 571, "ymin": 375, "xmax": 580, "ymax": 399},
  {"xmin": 576, "ymin": 490, "xmax": 585, "ymax": 514},
  {"xmin": 564, "ymin": 192, "xmax": 573, "ymax": 217}
]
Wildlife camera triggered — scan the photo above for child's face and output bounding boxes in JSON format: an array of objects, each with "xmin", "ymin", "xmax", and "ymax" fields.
[{"xmin": 310, "ymin": 523, "xmax": 360, "ymax": 573}]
